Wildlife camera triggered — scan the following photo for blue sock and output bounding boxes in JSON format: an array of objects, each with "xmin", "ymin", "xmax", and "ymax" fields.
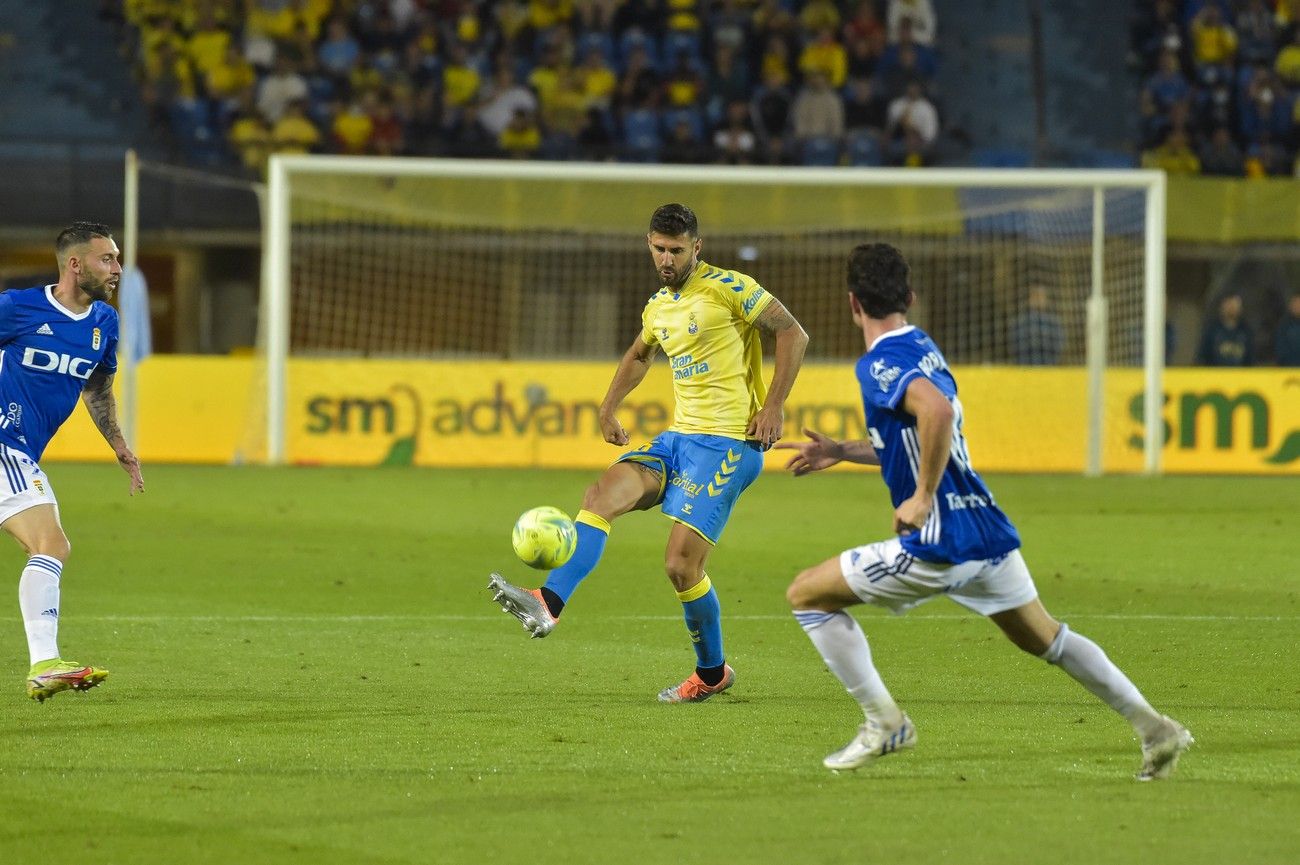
[
  {"xmin": 678, "ymin": 575, "xmax": 724, "ymax": 671},
  {"xmin": 543, "ymin": 510, "xmax": 610, "ymax": 607}
]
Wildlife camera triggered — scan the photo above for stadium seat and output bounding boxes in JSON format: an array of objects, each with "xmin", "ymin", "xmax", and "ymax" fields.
[
  {"xmin": 845, "ymin": 132, "xmax": 883, "ymax": 167},
  {"xmin": 661, "ymin": 31, "xmax": 703, "ymax": 69},
  {"xmin": 184, "ymin": 122, "xmax": 226, "ymax": 167},
  {"xmin": 541, "ymin": 132, "xmax": 578, "ymax": 161},
  {"xmin": 619, "ymin": 28, "xmax": 660, "ymax": 71},
  {"xmin": 307, "ymin": 74, "xmax": 336, "ymax": 105},
  {"xmin": 1080, "ymin": 148, "xmax": 1137, "ymax": 169},
  {"xmin": 970, "ymin": 146, "xmax": 1033, "ymax": 168},
  {"xmin": 661, "ymin": 107, "xmax": 704, "ymax": 140},
  {"xmin": 800, "ymin": 136, "xmax": 841, "ymax": 166},
  {"xmin": 621, "ymin": 108, "xmax": 662, "ymax": 161},
  {"xmin": 168, "ymin": 100, "xmax": 217, "ymax": 145},
  {"xmin": 578, "ymin": 31, "xmax": 616, "ymax": 66}
]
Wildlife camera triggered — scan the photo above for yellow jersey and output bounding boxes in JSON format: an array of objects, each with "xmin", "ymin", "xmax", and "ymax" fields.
[{"xmin": 640, "ymin": 260, "xmax": 774, "ymax": 440}]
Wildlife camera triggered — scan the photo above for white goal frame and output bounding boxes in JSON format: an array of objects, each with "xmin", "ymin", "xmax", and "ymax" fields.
[{"xmin": 261, "ymin": 156, "xmax": 1166, "ymax": 474}]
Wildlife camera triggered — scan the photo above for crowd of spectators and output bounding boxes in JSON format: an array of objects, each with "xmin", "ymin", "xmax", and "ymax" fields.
[
  {"xmin": 1194, "ymin": 290, "xmax": 1300, "ymax": 365},
  {"xmin": 1133, "ymin": 0, "xmax": 1300, "ymax": 177},
  {"xmin": 107, "ymin": 0, "xmax": 943, "ymax": 174}
]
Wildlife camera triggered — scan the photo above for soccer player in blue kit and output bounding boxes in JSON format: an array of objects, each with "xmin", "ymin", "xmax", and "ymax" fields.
[
  {"xmin": 778, "ymin": 243, "xmax": 1192, "ymax": 779},
  {"xmin": 3, "ymin": 222, "xmax": 144, "ymax": 702}
]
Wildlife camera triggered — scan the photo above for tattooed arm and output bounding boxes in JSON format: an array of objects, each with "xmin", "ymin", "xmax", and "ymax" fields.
[
  {"xmin": 748, "ymin": 297, "xmax": 809, "ymax": 449},
  {"xmin": 82, "ymin": 369, "xmax": 145, "ymax": 495}
]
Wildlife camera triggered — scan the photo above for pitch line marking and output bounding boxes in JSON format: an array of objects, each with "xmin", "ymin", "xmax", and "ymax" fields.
[{"xmin": 82, "ymin": 613, "xmax": 1299, "ymax": 623}]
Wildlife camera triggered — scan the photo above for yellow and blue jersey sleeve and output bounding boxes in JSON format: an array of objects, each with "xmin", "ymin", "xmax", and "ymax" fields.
[{"xmin": 639, "ymin": 261, "xmax": 775, "ymax": 439}]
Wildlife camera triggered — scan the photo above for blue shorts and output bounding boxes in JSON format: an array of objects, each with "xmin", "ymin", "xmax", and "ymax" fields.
[{"xmin": 616, "ymin": 431, "xmax": 764, "ymax": 544}]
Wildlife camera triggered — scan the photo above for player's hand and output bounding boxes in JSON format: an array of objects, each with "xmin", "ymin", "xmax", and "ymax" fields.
[
  {"xmin": 893, "ymin": 492, "xmax": 933, "ymax": 535},
  {"xmin": 599, "ymin": 413, "xmax": 630, "ymax": 446},
  {"xmin": 773, "ymin": 428, "xmax": 843, "ymax": 476},
  {"xmin": 746, "ymin": 405, "xmax": 784, "ymax": 451},
  {"xmin": 116, "ymin": 447, "xmax": 144, "ymax": 495}
]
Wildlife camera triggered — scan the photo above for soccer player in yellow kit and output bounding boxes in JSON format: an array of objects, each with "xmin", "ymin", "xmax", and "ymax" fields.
[{"xmin": 490, "ymin": 203, "xmax": 809, "ymax": 701}]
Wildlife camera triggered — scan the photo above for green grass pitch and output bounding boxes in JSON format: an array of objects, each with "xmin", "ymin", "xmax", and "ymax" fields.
[{"xmin": 0, "ymin": 465, "xmax": 1296, "ymax": 865}]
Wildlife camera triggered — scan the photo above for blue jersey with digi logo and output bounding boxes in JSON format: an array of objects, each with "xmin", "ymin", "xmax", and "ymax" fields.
[
  {"xmin": 857, "ymin": 325, "xmax": 1020, "ymax": 564},
  {"xmin": 0, "ymin": 285, "xmax": 119, "ymax": 461}
]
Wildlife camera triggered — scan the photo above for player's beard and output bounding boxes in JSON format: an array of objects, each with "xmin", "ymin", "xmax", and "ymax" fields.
[
  {"xmin": 79, "ymin": 273, "xmax": 116, "ymax": 303},
  {"xmin": 657, "ymin": 260, "xmax": 692, "ymax": 288}
]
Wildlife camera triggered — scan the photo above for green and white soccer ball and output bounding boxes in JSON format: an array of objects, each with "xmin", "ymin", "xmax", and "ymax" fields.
[{"xmin": 512, "ymin": 506, "xmax": 578, "ymax": 570}]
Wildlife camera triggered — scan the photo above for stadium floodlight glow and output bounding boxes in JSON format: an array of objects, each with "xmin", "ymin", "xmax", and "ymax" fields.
[{"xmin": 260, "ymin": 156, "xmax": 1165, "ymax": 475}]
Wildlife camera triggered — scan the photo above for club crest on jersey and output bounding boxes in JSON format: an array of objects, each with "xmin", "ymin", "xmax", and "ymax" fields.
[
  {"xmin": 870, "ymin": 359, "xmax": 903, "ymax": 392},
  {"xmin": 92, "ymin": 327, "xmax": 101, "ymax": 350},
  {"xmin": 688, "ymin": 313, "xmax": 698, "ymax": 335},
  {"xmin": 32, "ymin": 478, "xmax": 45, "ymax": 495},
  {"xmin": 660, "ymin": 327, "xmax": 669, "ymax": 340}
]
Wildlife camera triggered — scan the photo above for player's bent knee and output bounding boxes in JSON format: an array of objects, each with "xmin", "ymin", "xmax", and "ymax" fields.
[
  {"xmin": 663, "ymin": 561, "xmax": 702, "ymax": 592},
  {"xmin": 1035, "ymin": 622, "xmax": 1068, "ymax": 663},
  {"xmin": 31, "ymin": 535, "xmax": 70, "ymax": 562},
  {"xmin": 579, "ymin": 481, "xmax": 605, "ymax": 511},
  {"xmin": 786, "ymin": 569, "xmax": 821, "ymax": 609},
  {"xmin": 582, "ymin": 466, "xmax": 656, "ymax": 517},
  {"xmin": 580, "ymin": 480, "xmax": 626, "ymax": 518}
]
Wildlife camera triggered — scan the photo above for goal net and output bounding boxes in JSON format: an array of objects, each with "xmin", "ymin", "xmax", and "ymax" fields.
[{"xmin": 260, "ymin": 158, "xmax": 1165, "ymax": 473}]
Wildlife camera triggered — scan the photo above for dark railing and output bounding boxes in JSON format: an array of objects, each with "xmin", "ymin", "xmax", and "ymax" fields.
[{"xmin": 0, "ymin": 140, "xmax": 260, "ymax": 233}]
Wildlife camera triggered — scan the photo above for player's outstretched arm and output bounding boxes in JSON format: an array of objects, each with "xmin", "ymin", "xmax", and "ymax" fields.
[
  {"xmin": 81, "ymin": 369, "xmax": 145, "ymax": 495},
  {"xmin": 598, "ymin": 335, "xmax": 659, "ymax": 446},
  {"xmin": 749, "ymin": 298, "xmax": 809, "ymax": 448},
  {"xmin": 775, "ymin": 428, "xmax": 880, "ymax": 475}
]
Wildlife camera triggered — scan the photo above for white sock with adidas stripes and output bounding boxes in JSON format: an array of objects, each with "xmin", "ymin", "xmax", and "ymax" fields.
[
  {"xmin": 795, "ymin": 609, "xmax": 903, "ymax": 727},
  {"xmin": 19, "ymin": 555, "xmax": 63, "ymax": 665}
]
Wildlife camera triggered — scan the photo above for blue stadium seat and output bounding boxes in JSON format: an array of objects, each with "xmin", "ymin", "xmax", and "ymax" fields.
[
  {"xmin": 970, "ymin": 146, "xmax": 1033, "ymax": 168},
  {"xmin": 168, "ymin": 99, "xmax": 217, "ymax": 148},
  {"xmin": 578, "ymin": 31, "xmax": 616, "ymax": 66},
  {"xmin": 1080, "ymin": 148, "xmax": 1137, "ymax": 169},
  {"xmin": 800, "ymin": 136, "xmax": 841, "ymax": 166},
  {"xmin": 619, "ymin": 28, "xmax": 660, "ymax": 71},
  {"xmin": 621, "ymin": 108, "xmax": 662, "ymax": 161},
  {"xmin": 307, "ymin": 74, "xmax": 336, "ymax": 105},
  {"xmin": 661, "ymin": 31, "xmax": 703, "ymax": 68},
  {"xmin": 661, "ymin": 107, "xmax": 704, "ymax": 140},
  {"xmin": 845, "ymin": 131, "xmax": 882, "ymax": 166},
  {"xmin": 184, "ymin": 122, "xmax": 225, "ymax": 167}
]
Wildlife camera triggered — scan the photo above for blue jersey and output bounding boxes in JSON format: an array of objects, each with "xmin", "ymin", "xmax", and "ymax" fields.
[
  {"xmin": 857, "ymin": 325, "xmax": 1020, "ymax": 564},
  {"xmin": 0, "ymin": 285, "xmax": 119, "ymax": 461}
]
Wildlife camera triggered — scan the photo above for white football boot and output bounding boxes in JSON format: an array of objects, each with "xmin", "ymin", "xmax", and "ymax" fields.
[
  {"xmin": 823, "ymin": 713, "xmax": 917, "ymax": 771},
  {"xmin": 1136, "ymin": 716, "xmax": 1193, "ymax": 781}
]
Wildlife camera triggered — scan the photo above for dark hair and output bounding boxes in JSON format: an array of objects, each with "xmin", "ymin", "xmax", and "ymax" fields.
[
  {"xmin": 649, "ymin": 203, "xmax": 698, "ymax": 238},
  {"xmin": 56, "ymin": 221, "xmax": 113, "ymax": 257},
  {"xmin": 847, "ymin": 242, "xmax": 912, "ymax": 318}
]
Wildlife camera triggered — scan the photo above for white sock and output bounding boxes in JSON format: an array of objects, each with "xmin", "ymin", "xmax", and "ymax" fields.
[
  {"xmin": 795, "ymin": 609, "xmax": 902, "ymax": 726},
  {"xmin": 1040, "ymin": 623, "xmax": 1165, "ymax": 740},
  {"xmin": 19, "ymin": 555, "xmax": 63, "ymax": 666}
]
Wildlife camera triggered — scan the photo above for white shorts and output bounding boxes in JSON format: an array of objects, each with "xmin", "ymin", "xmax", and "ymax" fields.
[
  {"xmin": 840, "ymin": 537, "xmax": 1038, "ymax": 616},
  {"xmin": 0, "ymin": 444, "xmax": 58, "ymax": 525}
]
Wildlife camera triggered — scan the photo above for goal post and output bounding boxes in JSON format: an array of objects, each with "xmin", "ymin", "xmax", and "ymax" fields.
[{"xmin": 262, "ymin": 156, "xmax": 1166, "ymax": 474}]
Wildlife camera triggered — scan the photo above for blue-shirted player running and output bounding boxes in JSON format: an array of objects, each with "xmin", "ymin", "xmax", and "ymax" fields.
[
  {"xmin": 778, "ymin": 243, "xmax": 1191, "ymax": 779},
  {"xmin": 490, "ymin": 203, "xmax": 809, "ymax": 702},
  {"xmin": 3, "ymin": 222, "xmax": 144, "ymax": 702}
]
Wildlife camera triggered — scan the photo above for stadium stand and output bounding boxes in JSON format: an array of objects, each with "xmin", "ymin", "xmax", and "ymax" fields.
[
  {"xmin": 103, "ymin": 0, "xmax": 947, "ymax": 172},
  {"xmin": 1132, "ymin": 0, "xmax": 1300, "ymax": 177}
]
